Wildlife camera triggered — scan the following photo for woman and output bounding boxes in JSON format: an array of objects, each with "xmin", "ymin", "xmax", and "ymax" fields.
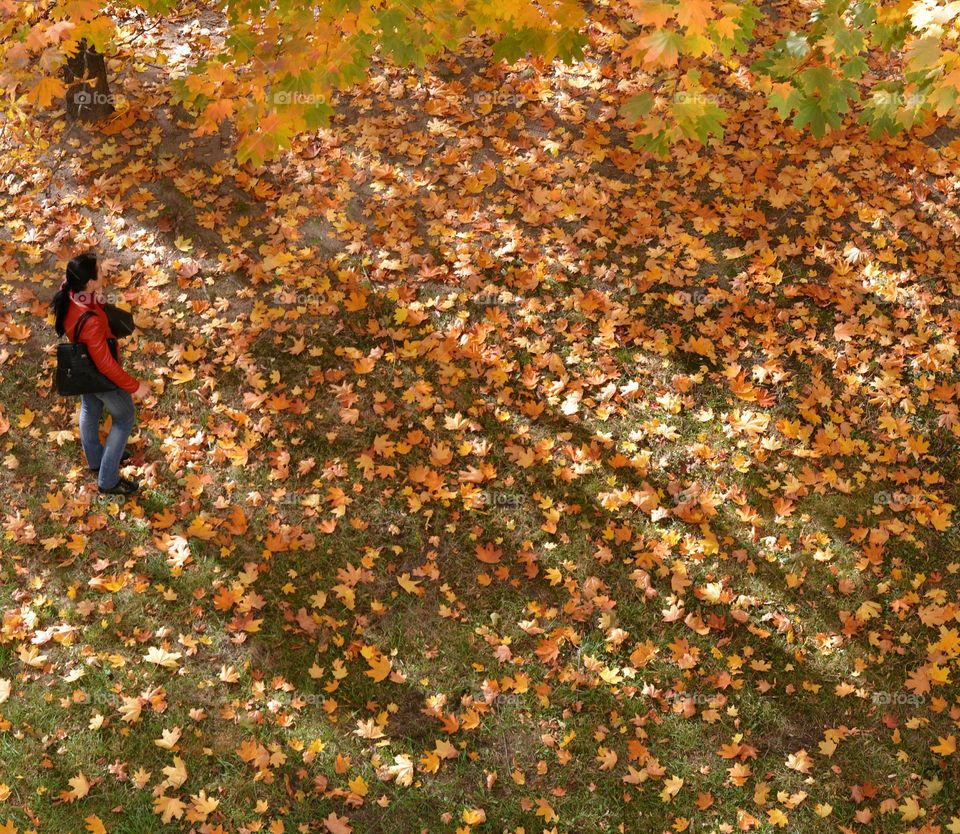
[{"xmin": 50, "ymin": 252, "xmax": 150, "ymax": 495}]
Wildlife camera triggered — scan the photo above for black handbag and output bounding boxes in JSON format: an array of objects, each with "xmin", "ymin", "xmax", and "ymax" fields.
[
  {"xmin": 55, "ymin": 311, "xmax": 120, "ymax": 396},
  {"xmin": 102, "ymin": 302, "xmax": 135, "ymax": 338}
]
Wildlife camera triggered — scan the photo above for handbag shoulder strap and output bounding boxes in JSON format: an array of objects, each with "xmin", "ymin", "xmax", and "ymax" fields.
[{"xmin": 72, "ymin": 311, "xmax": 96, "ymax": 343}]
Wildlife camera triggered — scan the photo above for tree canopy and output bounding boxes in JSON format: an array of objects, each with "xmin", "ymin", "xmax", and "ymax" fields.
[{"xmin": 3, "ymin": 0, "xmax": 960, "ymax": 163}]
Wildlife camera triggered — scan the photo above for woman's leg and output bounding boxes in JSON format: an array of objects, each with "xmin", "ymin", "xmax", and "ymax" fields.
[
  {"xmin": 96, "ymin": 389, "xmax": 136, "ymax": 490},
  {"xmin": 78, "ymin": 393, "xmax": 105, "ymax": 470}
]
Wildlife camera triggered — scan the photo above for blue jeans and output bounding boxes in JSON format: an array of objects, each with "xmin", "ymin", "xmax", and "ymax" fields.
[{"xmin": 79, "ymin": 389, "xmax": 135, "ymax": 489}]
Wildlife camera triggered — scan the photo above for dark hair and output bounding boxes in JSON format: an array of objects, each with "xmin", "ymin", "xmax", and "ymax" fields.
[{"xmin": 50, "ymin": 252, "xmax": 98, "ymax": 337}]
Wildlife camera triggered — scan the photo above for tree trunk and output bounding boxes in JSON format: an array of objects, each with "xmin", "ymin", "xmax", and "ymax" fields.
[{"xmin": 62, "ymin": 38, "xmax": 115, "ymax": 122}]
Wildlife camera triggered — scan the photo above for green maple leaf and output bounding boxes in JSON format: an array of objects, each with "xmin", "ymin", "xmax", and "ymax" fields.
[
  {"xmin": 903, "ymin": 36, "xmax": 944, "ymax": 87},
  {"xmin": 858, "ymin": 96, "xmax": 904, "ymax": 138},
  {"xmin": 842, "ymin": 56, "xmax": 869, "ymax": 80},
  {"xmin": 769, "ymin": 84, "xmax": 803, "ymax": 119},
  {"xmin": 226, "ymin": 25, "xmax": 257, "ymax": 59},
  {"xmin": 850, "ymin": 0, "xmax": 876, "ymax": 28},
  {"xmin": 378, "ymin": 9, "xmax": 422, "ymax": 64},
  {"xmin": 493, "ymin": 27, "xmax": 548, "ymax": 62},
  {"xmin": 791, "ymin": 67, "xmax": 858, "ymax": 136},
  {"xmin": 302, "ymin": 100, "xmax": 335, "ymax": 131},
  {"xmin": 138, "ymin": 0, "xmax": 182, "ymax": 12},
  {"xmin": 753, "ymin": 31, "xmax": 808, "ymax": 79},
  {"xmin": 620, "ymin": 92, "xmax": 654, "ymax": 123},
  {"xmin": 634, "ymin": 128, "xmax": 672, "ymax": 158},
  {"xmin": 712, "ymin": 0, "xmax": 761, "ymax": 56},
  {"xmin": 793, "ymin": 96, "xmax": 829, "ymax": 135},
  {"xmin": 929, "ymin": 82, "xmax": 959, "ymax": 117},
  {"xmin": 551, "ymin": 27, "xmax": 587, "ymax": 63},
  {"xmin": 871, "ymin": 19, "xmax": 911, "ymax": 51},
  {"xmin": 691, "ymin": 105, "xmax": 726, "ymax": 144},
  {"xmin": 799, "ymin": 66, "xmax": 837, "ymax": 98},
  {"xmin": 825, "ymin": 18, "xmax": 865, "ymax": 56}
]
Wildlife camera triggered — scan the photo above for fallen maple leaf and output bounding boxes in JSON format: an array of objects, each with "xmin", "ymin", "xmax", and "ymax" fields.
[{"xmin": 323, "ymin": 812, "xmax": 353, "ymax": 834}]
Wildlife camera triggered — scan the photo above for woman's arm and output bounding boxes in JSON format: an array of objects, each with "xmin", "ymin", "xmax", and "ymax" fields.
[{"xmin": 80, "ymin": 315, "xmax": 140, "ymax": 393}]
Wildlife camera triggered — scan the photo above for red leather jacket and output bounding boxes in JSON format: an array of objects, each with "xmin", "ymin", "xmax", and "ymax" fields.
[{"xmin": 62, "ymin": 291, "xmax": 139, "ymax": 393}]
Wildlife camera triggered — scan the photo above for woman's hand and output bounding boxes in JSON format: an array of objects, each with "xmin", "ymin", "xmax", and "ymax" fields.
[{"xmin": 132, "ymin": 381, "xmax": 151, "ymax": 400}]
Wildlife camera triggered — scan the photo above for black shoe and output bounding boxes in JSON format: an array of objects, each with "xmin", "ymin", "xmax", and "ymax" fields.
[
  {"xmin": 98, "ymin": 476, "xmax": 140, "ymax": 496},
  {"xmin": 88, "ymin": 451, "xmax": 131, "ymax": 472}
]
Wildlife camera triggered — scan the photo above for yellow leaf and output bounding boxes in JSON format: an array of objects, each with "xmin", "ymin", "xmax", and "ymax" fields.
[
  {"xmin": 186, "ymin": 789, "xmax": 220, "ymax": 821},
  {"xmin": 161, "ymin": 756, "xmax": 188, "ymax": 790},
  {"xmin": 30, "ymin": 76, "xmax": 66, "ymax": 107},
  {"xmin": 84, "ymin": 815, "xmax": 107, "ymax": 834},
  {"xmin": 64, "ymin": 771, "xmax": 90, "ymax": 802},
  {"xmin": 153, "ymin": 794, "xmax": 185, "ymax": 824},
  {"xmin": 170, "ymin": 366, "xmax": 196, "ymax": 385},
  {"xmin": 361, "ymin": 646, "xmax": 392, "ymax": 682},
  {"xmin": 323, "ymin": 812, "xmax": 353, "ymax": 834},
  {"xmin": 386, "ymin": 754, "xmax": 414, "ymax": 786},
  {"xmin": 434, "ymin": 739, "xmax": 458, "ymax": 759},
  {"xmin": 675, "ymin": 0, "xmax": 716, "ymax": 32},
  {"xmin": 684, "ymin": 335, "xmax": 717, "ymax": 362},
  {"xmin": 347, "ymin": 775, "xmax": 368, "ymax": 796},
  {"xmin": 419, "ymin": 750, "xmax": 440, "ymax": 773},
  {"xmin": 185, "ymin": 515, "xmax": 216, "ymax": 540},
  {"xmin": 534, "ymin": 798, "xmax": 558, "ymax": 822},
  {"xmin": 660, "ymin": 775, "xmax": 684, "ymax": 802},
  {"xmin": 785, "ymin": 749, "xmax": 813, "ymax": 774},
  {"xmin": 899, "ymin": 796, "xmax": 922, "ymax": 821},
  {"xmin": 119, "ymin": 696, "xmax": 142, "ymax": 723},
  {"xmin": 397, "ymin": 573, "xmax": 422, "ymax": 595},
  {"xmin": 131, "ymin": 767, "xmax": 151, "ymax": 789},
  {"xmin": 931, "ymin": 735, "xmax": 956, "ymax": 757},
  {"xmin": 143, "ymin": 646, "xmax": 182, "ymax": 669},
  {"xmin": 154, "ymin": 727, "xmax": 182, "ymax": 749}
]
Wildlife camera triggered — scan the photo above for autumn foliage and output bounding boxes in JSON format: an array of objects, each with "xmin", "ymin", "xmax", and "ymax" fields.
[
  {"xmin": 0, "ymin": 2, "xmax": 959, "ymax": 834},
  {"xmin": 5, "ymin": 0, "xmax": 960, "ymax": 162}
]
